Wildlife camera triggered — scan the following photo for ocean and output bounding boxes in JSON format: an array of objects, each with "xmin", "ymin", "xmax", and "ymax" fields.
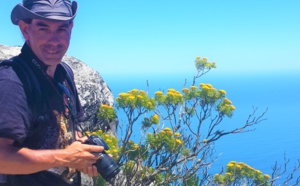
[{"xmin": 103, "ymin": 71, "xmax": 300, "ymax": 184}]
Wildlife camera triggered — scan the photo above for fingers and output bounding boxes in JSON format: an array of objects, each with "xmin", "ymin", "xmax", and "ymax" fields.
[
  {"xmin": 75, "ymin": 136, "xmax": 88, "ymax": 143},
  {"xmin": 73, "ymin": 139, "xmax": 105, "ymax": 153},
  {"xmin": 83, "ymin": 144, "xmax": 104, "ymax": 154},
  {"xmin": 80, "ymin": 167, "xmax": 88, "ymax": 175},
  {"xmin": 79, "ymin": 165, "xmax": 99, "ymax": 177},
  {"xmin": 87, "ymin": 165, "xmax": 98, "ymax": 177},
  {"xmin": 70, "ymin": 140, "xmax": 104, "ymax": 154}
]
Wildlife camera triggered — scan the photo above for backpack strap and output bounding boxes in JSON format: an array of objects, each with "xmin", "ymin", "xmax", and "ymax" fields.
[
  {"xmin": 61, "ymin": 62, "xmax": 76, "ymax": 93},
  {"xmin": 0, "ymin": 57, "xmax": 47, "ymax": 148},
  {"xmin": 0, "ymin": 58, "xmax": 39, "ymax": 109},
  {"xmin": 60, "ymin": 62, "xmax": 84, "ymax": 125}
]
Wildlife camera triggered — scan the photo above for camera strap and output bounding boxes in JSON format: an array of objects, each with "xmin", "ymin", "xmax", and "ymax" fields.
[{"xmin": 28, "ymin": 58, "xmax": 89, "ymax": 137}]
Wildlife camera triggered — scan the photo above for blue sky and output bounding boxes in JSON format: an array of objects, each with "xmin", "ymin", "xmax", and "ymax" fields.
[{"xmin": 1, "ymin": 0, "xmax": 299, "ymax": 78}]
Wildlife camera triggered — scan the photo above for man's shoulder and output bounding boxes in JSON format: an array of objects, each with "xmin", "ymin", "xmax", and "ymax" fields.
[{"xmin": 0, "ymin": 58, "xmax": 22, "ymax": 84}]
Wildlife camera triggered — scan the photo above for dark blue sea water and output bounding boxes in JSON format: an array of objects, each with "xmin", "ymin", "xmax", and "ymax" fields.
[{"xmin": 103, "ymin": 71, "xmax": 300, "ymax": 184}]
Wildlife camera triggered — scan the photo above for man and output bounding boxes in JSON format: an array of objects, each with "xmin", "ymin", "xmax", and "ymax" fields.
[{"xmin": 0, "ymin": 0, "xmax": 103, "ymax": 185}]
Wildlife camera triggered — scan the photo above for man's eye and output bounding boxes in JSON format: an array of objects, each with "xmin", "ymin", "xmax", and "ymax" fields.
[
  {"xmin": 58, "ymin": 28, "xmax": 67, "ymax": 32},
  {"xmin": 39, "ymin": 28, "xmax": 48, "ymax": 31}
]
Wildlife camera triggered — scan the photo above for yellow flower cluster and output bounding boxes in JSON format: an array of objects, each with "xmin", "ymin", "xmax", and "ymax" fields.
[
  {"xmin": 133, "ymin": 144, "xmax": 139, "ymax": 149},
  {"xmin": 190, "ymin": 85, "xmax": 197, "ymax": 90},
  {"xmin": 219, "ymin": 89, "xmax": 226, "ymax": 95},
  {"xmin": 182, "ymin": 83, "xmax": 223, "ymax": 105},
  {"xmin": 128, "ymin": 140, "xmax": 134, "ymax": 145},
  {"xmin": 181, "ymin": 88, "xmax": 189, "ymax": 93},
  {"xmin": 181, "ymin": 82, "xmax": 237, "ymax": 117},
  {"xmin": 129, "ymin": 89, "xmax": 139, "ymax": 94},
  {"xmin": 218, "ymin": 97, "xmax": 236, "ymax": 117},
  {"xmin": 199, "ymin": 83, "xmax": 213, "ymax": 89},
  {"xmin": 100, "ymin": 104, "xmax": 114, "ymax": 109},
  {"xmin": 200, "ymin": 83, "xmax": 222, "ymax": 103},
  {"xmin": 142, "ymin": 114, "xmax": 160, "ymax": 128},
  {"xmin": 116, "ymin": 89, "xmax": 156, "ymax": 110},
  {"xmin": 180, "ymin": 82, "xmax": 236, "ymax": 118},
  {"xmin": 213, "ymin": 161, "xmax": 271, "ymax": 185},
  {"xmin": 194, "ymin": 56, "xmax": 217, "ymax": 71},
  {"xmin": 150, "ymin": 114, "xmax": 159, "ymax": 124},
  {"xmin": 155, "ymin": 89, "xmax": 183, "ymax": 105},
  {"xmin": 223, "ymin": 98, "xmax": 232, "ymax": 104},
  {"xmin": 163, "ymin": 127, "xmax": 171, "ymax": 131},
  {"xmin": 155, "ymin": 91, "xmax": 163, "ymax": 96},
  {"xmin": 146, "ymin": 127, "xmax": 184, "ymax": 153},
  {"xmin": 175, "ymin": 139, "xmax": 183, "ymax": 145},
  {"xmin": 97, "ymin": 104, "xmax": 116, "ymax": 121},
  {"xmin": 174, "ymin": 132, "xmax": 181, "ymax": 137}
]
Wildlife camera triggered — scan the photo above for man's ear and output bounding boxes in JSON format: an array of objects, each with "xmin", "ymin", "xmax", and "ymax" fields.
[
  {"xmin": 69, "ymin": 21, "xmax": 74, "ymax": 29},
  {"xmin": 69, "ymin": 21, "xmax": 74, "ymax": 33},
  {"xmin": 18, "ymin": 20, "xmax": 30, "ymax": 40}
]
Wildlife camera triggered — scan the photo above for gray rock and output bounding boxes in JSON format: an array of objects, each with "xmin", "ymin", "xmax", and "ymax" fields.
[{"xmin": 62, "ymin": 55, "xmax": 118, "ymax": 136}]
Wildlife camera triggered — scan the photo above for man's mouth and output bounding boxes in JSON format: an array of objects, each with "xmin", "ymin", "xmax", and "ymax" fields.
[
  {"xmin": 46, "ymin": 49, "xmax": 59, "ymax": 54},
  {"xmin": 44, "ymin": 45, "xmax": 63, "ymax": 55}
]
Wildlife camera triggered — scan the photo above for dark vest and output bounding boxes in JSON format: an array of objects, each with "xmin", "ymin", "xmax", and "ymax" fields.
[
  {"xmin": 0, "ymin": 48, "xmax": 81, "ymax": 186},
  {"xmin": 1, "ymin": 56, "xmax": 78, "ymax": 149}
]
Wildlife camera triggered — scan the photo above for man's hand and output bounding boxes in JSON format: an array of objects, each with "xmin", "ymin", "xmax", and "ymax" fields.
[
  {"xmin": 0, "ymin": 137, "xmax": 103, "ymax": 177},
  {"xmin": 63, "ymin": 139, "xmax": 102, "ymax": 177}
]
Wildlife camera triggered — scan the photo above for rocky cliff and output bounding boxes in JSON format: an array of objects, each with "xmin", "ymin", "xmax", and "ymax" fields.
[{"xmin": 0, "ymin": 44, "xmax": 117, "ymax": 136}]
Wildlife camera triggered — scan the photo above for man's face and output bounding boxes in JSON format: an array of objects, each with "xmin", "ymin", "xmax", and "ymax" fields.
[{"xmin": 19, "ymin": 19, "xmax": 73, "ymax": 66}]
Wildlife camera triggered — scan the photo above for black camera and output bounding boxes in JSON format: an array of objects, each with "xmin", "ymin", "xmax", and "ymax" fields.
[{"xmin": 85, "ymin": 135, "xmax": 120, "ymax": 182}]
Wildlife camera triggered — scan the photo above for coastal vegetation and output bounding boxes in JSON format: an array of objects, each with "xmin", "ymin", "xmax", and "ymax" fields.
[{"xmin": 91, "ymin": 56, "xmax": 299, "ymax": 186}]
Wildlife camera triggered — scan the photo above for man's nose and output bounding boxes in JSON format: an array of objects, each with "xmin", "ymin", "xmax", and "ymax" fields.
[{"xmin": 48, "ymin": 32, "xmax": 60, "ymax": 43}]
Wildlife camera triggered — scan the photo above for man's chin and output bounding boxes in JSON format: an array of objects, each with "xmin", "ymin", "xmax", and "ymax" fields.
[{"xmin": 42, "ymin": 57, "xmax": 64, "ymax": 66}]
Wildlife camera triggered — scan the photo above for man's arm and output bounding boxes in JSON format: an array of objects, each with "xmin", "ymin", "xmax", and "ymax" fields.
[{"xmin": 0, "ymin": 138, "xmax": 103, "ymax": 175}]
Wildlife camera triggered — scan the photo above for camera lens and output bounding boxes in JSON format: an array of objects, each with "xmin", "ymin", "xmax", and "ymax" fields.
[
  {"xmin": 95, "ymin": 153, "xmax": 120, "ymax": 182},
  {"xmin": 85, "ymin": 135, "xmax": 120, "ymax": 181}
]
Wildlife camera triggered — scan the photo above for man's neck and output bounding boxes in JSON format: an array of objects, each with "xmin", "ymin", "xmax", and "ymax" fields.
[
  {"xmin": 46, "ymin": 65, "xmax": 57, "ymax": 78},
  {"xmin": 21, "ymin": 43, "xmax": 58, "ymax": 78}
]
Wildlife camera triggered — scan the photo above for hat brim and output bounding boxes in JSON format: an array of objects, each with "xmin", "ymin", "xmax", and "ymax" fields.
[{"xmin": 11, "ymin": 1, "xmax": 77, "ymax": 25}]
